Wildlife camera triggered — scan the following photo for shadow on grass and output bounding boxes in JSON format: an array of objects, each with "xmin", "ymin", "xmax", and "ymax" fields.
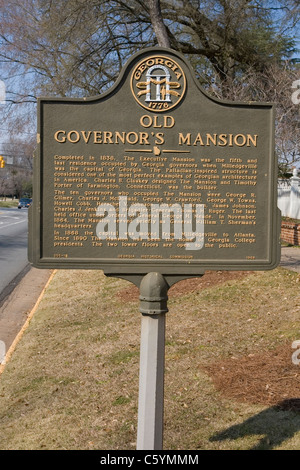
[{"xmin": 210, "ymin": 399, "xmax": 300, "ymax": 450}]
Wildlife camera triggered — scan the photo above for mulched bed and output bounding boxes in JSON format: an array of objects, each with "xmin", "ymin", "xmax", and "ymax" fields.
[
  {"xmin": 118, "ymin": 270, "xmax": 300, "ymax": 411},
  {"xmin": 204, "ymin": 343, "xmax": 300, "ymax": 411},
  {"xmin": 117, "ymin": 270, "xmax": 251, "ymax": 301}
]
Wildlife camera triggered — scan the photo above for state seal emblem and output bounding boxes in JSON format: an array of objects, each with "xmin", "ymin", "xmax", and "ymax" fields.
[{"xmin": 131, "ymin": 55, "xmax": 186, "ymax": 112}]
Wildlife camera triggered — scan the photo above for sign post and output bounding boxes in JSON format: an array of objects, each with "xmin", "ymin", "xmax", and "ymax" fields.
[
  {"xmin": 29, "ymin": 47, "xmax": 280, "ymax": 449},
  {"xmin": 137, "ymin": 272, "xmax": 168, "ymax": 449}
]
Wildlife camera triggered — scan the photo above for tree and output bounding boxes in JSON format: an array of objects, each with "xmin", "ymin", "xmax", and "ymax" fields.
[
  {"xmin": 0, "ymin": 167, "xmax": 11, "ymax": 199},
  {"xmin": 0, "ymin": 0, "xmax": 299, "ymax": 167},
  {"xmin": 0, "ymin": 136, "xmax": 35, "ymax": 198},
  {"xmin": 0, "ymin": 1, "xmax": 298, "ymax": 99}
]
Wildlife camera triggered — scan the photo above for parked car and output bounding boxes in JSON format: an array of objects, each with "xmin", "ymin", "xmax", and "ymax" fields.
[{"xmin": 18, "ymin": 198, "xmax": 32, "ymax": 209}]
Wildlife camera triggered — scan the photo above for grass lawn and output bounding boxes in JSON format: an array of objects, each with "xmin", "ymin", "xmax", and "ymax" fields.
[
  {"xmin": 0, "ymin": 199, "xmax": 19, "ymax": 208},
  {"xmin": 0, "ymin": 267, "xmax": 299, "ymax": 450}
]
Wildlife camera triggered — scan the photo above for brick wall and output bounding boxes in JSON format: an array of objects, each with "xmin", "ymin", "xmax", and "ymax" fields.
[{"xmin": 281, "ymin": 221, "xmax": 300, "ymax": 246}]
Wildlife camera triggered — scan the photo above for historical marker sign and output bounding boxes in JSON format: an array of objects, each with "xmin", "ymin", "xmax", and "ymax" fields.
[{"xmin": 29, "ymin": 47, "xmax": 280, "ymax": 275}]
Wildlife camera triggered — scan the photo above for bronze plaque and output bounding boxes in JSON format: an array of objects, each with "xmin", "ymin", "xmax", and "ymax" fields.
[{"xmin": 29, "ymin": 47, "xmax": 281, "ymax": 275}]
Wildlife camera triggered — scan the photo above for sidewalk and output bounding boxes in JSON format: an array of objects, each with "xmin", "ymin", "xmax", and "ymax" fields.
[
  {"xmin": 0, "ymin": 267, "xmax": 53, "ymax": 354},
  {"xmin": 280, "ymin": 246, "xmax": 300, "ymax": 273}
]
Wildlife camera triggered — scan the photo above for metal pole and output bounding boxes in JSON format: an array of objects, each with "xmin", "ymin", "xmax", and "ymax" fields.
[{"xmin": 137, "ymin": 272, "xmax": 169, "ymax": 450}]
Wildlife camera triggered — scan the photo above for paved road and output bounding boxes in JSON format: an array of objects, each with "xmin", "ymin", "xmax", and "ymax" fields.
[{"xmin": 0, "ymin": 207, "xmax": 29, "ymax": 297}]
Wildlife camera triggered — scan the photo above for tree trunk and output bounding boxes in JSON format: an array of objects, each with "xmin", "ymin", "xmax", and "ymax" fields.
[{"xmin": 148, "ymin": 0, "xmax": 171, "ymax": 48}]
